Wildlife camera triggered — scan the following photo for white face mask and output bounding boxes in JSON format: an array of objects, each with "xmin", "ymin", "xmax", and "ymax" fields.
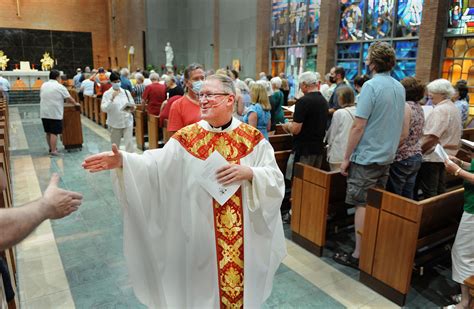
[{"xmin": 112, "ymin": 82, "xmax": 121, "ymax": 90}]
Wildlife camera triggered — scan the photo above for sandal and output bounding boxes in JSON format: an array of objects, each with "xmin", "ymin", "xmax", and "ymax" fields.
[
  {"xmin": 451, "ymin": 294, "xmax": 461, "ymax": 304},
  {"xmin": 333, "ymin": 252, "xmax": 359, "ymax": 270}
]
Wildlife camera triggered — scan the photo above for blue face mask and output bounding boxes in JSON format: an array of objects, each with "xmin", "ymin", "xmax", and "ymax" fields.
[
  {"xmin": 192, "ymin": 80, "xmax": 203, "ymax": 93},
  {"xmin": 112, "ymin": 82, "xmax": 121, "ymax": 90}
]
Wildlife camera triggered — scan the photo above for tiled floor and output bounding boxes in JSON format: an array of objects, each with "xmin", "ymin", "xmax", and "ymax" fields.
[{"xmin": 10, "ymin": 104, "xmax": 457, "ymax": 308}]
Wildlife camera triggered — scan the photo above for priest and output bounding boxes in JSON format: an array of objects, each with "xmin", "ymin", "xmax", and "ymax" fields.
[{"xmin": 82, "ymin": 74, "xmax": 286, "ymax": 308}]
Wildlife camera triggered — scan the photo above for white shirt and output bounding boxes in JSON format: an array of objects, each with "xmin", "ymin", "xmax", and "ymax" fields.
[
  {"xmin": 111, "ymin": 119, "xmax": 286, "ymax": 308},
  {"xmin": 0, "ymin": 77, "xmax": 10, "ymax": 92},
  {"xmin": 143, "ymin": 78, "xmax": 152, "ymax": 87},
  {"xmin": 39, "ymin": 80, "xmax": 70, "ymax": 120},
  {"xmin": 101, "ymin": 87, "xmax": 134, "ymax": 129},
  {"xmin": 325, "ymin": 106, "xmax": 356, "ymax": 163},
  {"xmin": 80, "ymin": 79, "xmax": 94, "ymax": 96}
]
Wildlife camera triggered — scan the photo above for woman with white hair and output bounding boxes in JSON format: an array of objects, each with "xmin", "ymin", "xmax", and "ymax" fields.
[
  {"xmin": 415, "ymin": 78, "xmax": 462, "ymax": 199},
  {"xmin": 269, "ymin": 77, "xmax": 286, "ymax": 130},
  {"xmin": 133, "ymin": 73, "xmax": 146, "ymax": 104}
]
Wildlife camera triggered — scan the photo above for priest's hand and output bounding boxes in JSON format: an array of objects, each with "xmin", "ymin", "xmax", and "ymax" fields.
[
  {"xmin": 216, "ymin": 164, "xmax": 253, "ymax": 186},
  {"xmin": 82, "ymin": 144, "xmax": 123, "ymax": 173}
]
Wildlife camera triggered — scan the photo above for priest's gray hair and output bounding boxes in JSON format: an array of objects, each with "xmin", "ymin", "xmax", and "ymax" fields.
[
  {"xmin": 426, "ymin": 78, "xmax": 456, "ymax": 99},
  {"xmin": 299, "ymin": 71, "xmax": 320, "ymax": 86},
  {"xmin": 206, "ymin": 74, "xmax": 236, "ymax": 95}
]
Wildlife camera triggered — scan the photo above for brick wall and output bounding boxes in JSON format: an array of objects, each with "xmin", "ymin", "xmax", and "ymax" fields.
[{"xmin": 0, "ymin": 0, "xmax": 145, "ymax": 70}]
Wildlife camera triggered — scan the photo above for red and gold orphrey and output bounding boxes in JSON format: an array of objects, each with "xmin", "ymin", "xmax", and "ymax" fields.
[{"xmin": 173, "ymin": 123, "xmax": 263, "ymax": 308}]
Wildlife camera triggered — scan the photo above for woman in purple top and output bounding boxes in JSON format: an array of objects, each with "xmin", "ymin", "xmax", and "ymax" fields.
[{"xmin": 386, "ymin": 77, "xmax": 425, "ymax": 199}]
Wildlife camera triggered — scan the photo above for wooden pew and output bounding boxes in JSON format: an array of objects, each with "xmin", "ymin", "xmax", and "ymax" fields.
[
  {"xmin": 465, "ymin": 275, "xmax": 474, "ymax": 308},
  {"xmin": 274, "ymin": 150, "xmax": 292, "ymax": 176},
  {"xmin": 88, "ymin": 95, "xmax": 95, "ymax": 121},
  {"xmin": 269, "ymin": 134, "xmax": 292, "ymax": 151},
  {"xmin": 274, "ymin": 124, "xmax": 287, "ymax": 135},
  {"xmin": 62, "ymin": 103, "xmax": 83, "ymax": 150},
  {"xmin": 99, "ymin": 101, "xmax": 107, "ymax": 128},
  {"xmin": 134, "ymin": 109, "xmax": 146, "ymax": 150},
  {"xmin": 148, "ymin": 114, "xmax": 160, "ymax": 149},
  {"xmin": 359, "ymin": 187, "xmax": 464, "ymax": 306},
  {"xmin": 291, "ymin": 163, "xmax": 348, "ymax": 256},
  {"xmin": 93, "ymin": 97, "xmax": 101, "ymax": 124},
  {"xmin": 84, "ymin": 95, "xmax": 91, "ymax": 118}
]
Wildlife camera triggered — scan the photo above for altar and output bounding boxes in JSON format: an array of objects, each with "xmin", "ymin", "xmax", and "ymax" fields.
[{"xmin": 0, "ymin": 71, "xmax": 50, "ymax": 88}]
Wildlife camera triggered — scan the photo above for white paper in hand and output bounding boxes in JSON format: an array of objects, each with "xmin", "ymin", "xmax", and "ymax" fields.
[
  {"xmin": 197, "ymin": 151, "xmax": 240, "ymax": 206},
  {"xmin": 434, "ymin": 144, "xmax": 452, "ymax": 163}
]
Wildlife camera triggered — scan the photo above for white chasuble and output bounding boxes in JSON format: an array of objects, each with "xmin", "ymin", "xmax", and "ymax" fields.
[{"xmin": 111, "ymin": 119, "xmax": 287, "ymax": 308}]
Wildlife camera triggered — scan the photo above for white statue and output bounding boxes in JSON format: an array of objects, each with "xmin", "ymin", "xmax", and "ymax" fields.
[{"xmin": 165, "ymin": 42, "xmax": 174, "ymax": 68}]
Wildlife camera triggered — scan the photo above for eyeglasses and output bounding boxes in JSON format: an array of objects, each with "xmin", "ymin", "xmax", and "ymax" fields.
[{"xmin": 197, "ymin": 92, "xmax": 229, "ymax": 101}]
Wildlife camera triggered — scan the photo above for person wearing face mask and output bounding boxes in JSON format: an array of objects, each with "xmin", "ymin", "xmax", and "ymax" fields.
[
  {"xmin": 167, "ymin": 63, "xmax": 205, "ymax": 135},
  {"xmin": 334, "ymin": 42, "xmax": 405, "ymax": 270},
  {"xmin": 101, "ymin": 71, "xmax": 136, "ymax": 153}
]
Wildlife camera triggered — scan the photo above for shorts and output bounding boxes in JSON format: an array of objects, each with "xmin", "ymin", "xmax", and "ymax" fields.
[
  {"xmin": 345, "ymin": 162, "xmax": 390, "ymax": 207},
  {"xmin": 41, "ymin": 118, "xmax": 63, "ymax": 135}
]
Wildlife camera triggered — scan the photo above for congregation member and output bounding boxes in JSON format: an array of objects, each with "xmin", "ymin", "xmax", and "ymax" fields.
[
  {"xmin": 243, "ymin": 83, "xmax": 271, "ymax": 139},
  {"xmin": 327, "ymin": 66, "xmax": 347, "ymax": 115},
  {"xmin": 454, "ymin": 79, "xmax": 469, "ymax": 126},
  {"xmin": 353, "ymin": 74, "xmax": 370, "ymax": 103},
  {"xmin": 386, "ymin": 77, "xmax": 425, "ymax": 199},
  {"xmin": 325, "ymin": 86, "xmax": 356, "ymax": 171},
  {"xmin": 101, "ymin": 72, "xmax": 135, "ymax": 153},
  {"xmin": 235, "ymin": 79, "xmax": 252, "ymax": 112},
  {"xmin": 269, "ymin": 77, "xmax": 286, "ymax": 130},
  {"xmin": 416, "ymin": 79, "xmax": 462, "ymax": 199},
  {"xmin": 40, "ymin": 70, "xmax": 78, "ymax": 156},
  {"xmin": 0, "ymin": 73, "xmax": 10, "ymax": 103},
  {"xmin": 80, "ymin": 73, "xmax": 94, "ymax": 97},
  {"xmin": 132, "ymin": 73, "xmax": 146, "ymax": 104},
  {"xmin": 100, "ymin": 71, "xmax": 112, "ymax": 95},
  {"xmin": 320, "ymin": 73, "xmax": 335, "ymax": 102},
  {"xmin": 120, "ymin": 68, "xmax": 133, "ymax": 92},
  {"xmin": 142, "ymin": 70, "xmax": 152, "ymax": 87},
  {"xmin": 94, "ymin": 67, "xmax": 108, "ymax": 97},
  {"xmin": 141, "ymin": 72, "xmax": 166, "ymax": 116},
  {"xmin": 282, "ymin": 71, "xmax": 328, "ymax": 177},
  {"xmin": 167, "ymin": 63, "xmax": 204, "ymax": 134},
  {"xmin": 83, "ymin": 74, "xmax": 286, "ymax": 308},
  {"xmin": 164, "ymin": 74, "xmax": 184, "ymax": 99},
  {"xmin": 444, "ymin": 156, "xmax": 474, "ymax": 309},
  {"xmin": 73, "ymin": 68, "xmax": 82, "ymax": 91},
  {"xmin": 279, "ymin": 73, "xmax": 290, "ymax": 106},
  {"xmin": 334, "ymin": 42, "xmax": 405, "ymax": 268}
]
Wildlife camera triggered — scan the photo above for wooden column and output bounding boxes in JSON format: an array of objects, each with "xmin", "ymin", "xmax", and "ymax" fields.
[
  {"xmin": 415, "ymin": 0, "xmax": 450, "ymax": 84},
  {"xmin": 316, "ymin": 0, "xmax": 340, "ymax": 78},
  {"xmin": 256, "ymin": 0, "xmax": 271, "ymax": 77}
]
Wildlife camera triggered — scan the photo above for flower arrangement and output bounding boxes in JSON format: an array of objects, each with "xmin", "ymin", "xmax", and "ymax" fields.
[
  {"xmin": 0, "ymin": 51, "xmax": 9, "ymax": 71},
  {"xmin": 40, "ymin": 52, "xmax": 54, "ymax": 71}
]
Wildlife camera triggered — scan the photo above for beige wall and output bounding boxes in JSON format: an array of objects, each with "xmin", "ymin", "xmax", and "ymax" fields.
[{"xmin": 0, "ymin": 0, "xmax": 146, "ymax": 69}]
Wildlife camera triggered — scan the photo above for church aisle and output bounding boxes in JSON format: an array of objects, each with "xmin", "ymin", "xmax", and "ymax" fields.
[{"xmin": 12, "ymin": 104, "xmax": 348, "ymax": 308}]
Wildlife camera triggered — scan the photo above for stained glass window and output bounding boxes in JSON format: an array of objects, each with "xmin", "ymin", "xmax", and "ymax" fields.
[
  {"xmin": 271, "ymin": 0, "xmax": 289, "ymax": 46},
  {"xmin": 396, "ymin": 0, "xmax": 423, "ymax": 37},
  {"xmin": 442, "ymin": 38, "xmax": 474, "ymax": 104},
  {"xmin": 288, "ymin": 0, "xmax": 308, "ymax": 45},
  {"xmin": 337, "ymin": 0, "xmax": 422, "ymax": 81},
  {"xmin": 447, "ymin": 0, "xmax": 474, "ymax": 35},
  {"xmin": 365, "ymin": 0, "xmax": 395, "ymax": 39},
  {"xmin": 305, "ymin": 46, "xmax": 317, "ymax": 71},
  {"xmin": 339, "ymin": 0, "xmax": 365, "ymax": 41},
  {"xmin": 271, "ymin": 49, "xmax": 286, "ymax": 77},
  {"xmin": 307, "ymin": 0, "xmax": 321, "ymax": 44}
]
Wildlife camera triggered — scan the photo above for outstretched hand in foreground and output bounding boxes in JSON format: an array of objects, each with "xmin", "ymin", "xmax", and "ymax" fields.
[
  {"xmin": 43, "ymin": 173, "xmax": 83, "ymax": 219},
  {"xmin": 82, "ymin": 144, "xmax": 123, "ymax": 173}
]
